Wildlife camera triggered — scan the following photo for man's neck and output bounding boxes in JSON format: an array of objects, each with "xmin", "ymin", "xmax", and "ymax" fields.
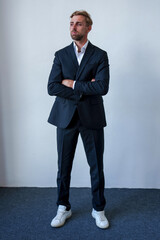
[{"xmin": 74, "ymin": 39, "xmax": 88, "ymax": 52}]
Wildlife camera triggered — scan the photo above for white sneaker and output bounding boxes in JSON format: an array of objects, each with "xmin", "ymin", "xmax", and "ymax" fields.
[
  {"xmin": 51, "ymin": 205, "xmax": 72, "ymax": 227},
  {"xmin": 92, "ymin": 209, "xmax": 109, "ymax": 229}
]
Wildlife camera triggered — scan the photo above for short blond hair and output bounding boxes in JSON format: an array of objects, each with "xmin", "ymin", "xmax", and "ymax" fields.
[{"xmin": 70, "ymin": 10, "xmax": 93, "ymax": 26}]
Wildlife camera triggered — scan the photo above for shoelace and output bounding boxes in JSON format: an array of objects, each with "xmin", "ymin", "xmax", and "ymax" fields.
[
  {"xmin": 97, "ymin": 213, "xmax": 106, "ymax": 221},
  {"xmin": 55, "ymin": 211, "xmax": 65, "ymax": 221}
]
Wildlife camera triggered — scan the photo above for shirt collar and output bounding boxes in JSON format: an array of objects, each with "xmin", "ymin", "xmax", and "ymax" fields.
[{"xmin": 73, "ymin": 40, "xmax": 89, "ymax": 53}]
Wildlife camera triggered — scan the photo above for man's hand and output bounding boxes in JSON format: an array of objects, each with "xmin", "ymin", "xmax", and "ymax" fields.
[
  {"xmin": 62, "ymin": 79, "xmax": 74, "ymax": 88},
  {"xmin": 91, "ymin": 78, "xmax": 95, "ymax": 82}
]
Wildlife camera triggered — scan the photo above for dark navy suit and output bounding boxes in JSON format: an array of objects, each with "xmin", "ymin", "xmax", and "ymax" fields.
[{"xmin": 48, "ymin": 41, "xmax": 109, "ymax": 211}]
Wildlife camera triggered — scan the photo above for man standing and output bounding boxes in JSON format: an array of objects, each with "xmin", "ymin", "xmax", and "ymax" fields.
[{"xmin": 48, "ymin": 10, "xmax": 110, "ymax": 229}]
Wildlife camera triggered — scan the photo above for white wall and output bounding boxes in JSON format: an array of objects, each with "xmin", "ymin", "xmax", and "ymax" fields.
[{"xmin": 0, "ymin": 0, "xmax": 160, "ymax": 188}]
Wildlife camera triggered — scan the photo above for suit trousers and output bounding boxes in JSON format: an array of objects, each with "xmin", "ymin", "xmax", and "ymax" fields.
[{"xmin": 56, "ymin": 110, "xmax": 106, "ymax": 211}]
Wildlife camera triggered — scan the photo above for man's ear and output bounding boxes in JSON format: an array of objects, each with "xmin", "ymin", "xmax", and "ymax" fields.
[{"xmin": 88, "ymin": 25, "xmax": 92, "ymax": 33}]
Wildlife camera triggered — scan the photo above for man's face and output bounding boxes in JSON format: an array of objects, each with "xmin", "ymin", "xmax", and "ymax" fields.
[{"xmin": 70, "ymin": 15, "xmax": 91, "ymax": 41}]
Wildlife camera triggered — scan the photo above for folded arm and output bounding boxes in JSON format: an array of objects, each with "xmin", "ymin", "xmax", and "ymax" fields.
[
  {"xmin": 74, "ymin": 52, "xmax": 110, "ymax": 96},
  {"xmin": 47, "ymin": 52, "xmax": 80, "ymax": 101}
]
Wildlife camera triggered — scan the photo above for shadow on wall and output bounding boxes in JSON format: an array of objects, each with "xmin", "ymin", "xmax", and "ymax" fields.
[
  {"xmin": 0, "ymin": 98, "xmax": 6, "ymax": 186},
  {"xmin": 0, "ymin": 4, "xmax": 12, "ymax": 186}
]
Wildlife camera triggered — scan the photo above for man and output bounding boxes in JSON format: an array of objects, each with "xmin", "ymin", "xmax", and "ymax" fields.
[{"xmin": 48, "ymin": 10, "xmax": 110, "ymax": 229}]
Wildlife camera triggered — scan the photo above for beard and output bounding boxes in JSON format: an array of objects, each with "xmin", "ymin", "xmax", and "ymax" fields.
[{"xmin": 70, "ymin": 32, "xmax": 84, "ymax": 41}]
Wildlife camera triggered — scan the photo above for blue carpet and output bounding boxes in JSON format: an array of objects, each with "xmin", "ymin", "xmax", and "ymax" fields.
[{"xmin": 0, "ymin": 188, "xmax": 160, "ymax": 240}]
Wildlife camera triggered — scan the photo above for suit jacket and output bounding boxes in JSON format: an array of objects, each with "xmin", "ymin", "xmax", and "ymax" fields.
[{"xmin": 48, "ymin": 41, "xmax": 110, "ymax": 129}]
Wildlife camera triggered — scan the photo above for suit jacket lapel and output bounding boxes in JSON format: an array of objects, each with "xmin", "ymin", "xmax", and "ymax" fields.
[
  {"xmin": 76, "ymin": 42, "xmax": 95, "ymax": 80},
  {"xmin": 68, "ymin": 43, "xmax": 79, "ymax": 69}
]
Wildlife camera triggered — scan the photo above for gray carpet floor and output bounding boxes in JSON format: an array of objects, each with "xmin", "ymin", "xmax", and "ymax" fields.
[{"xmin": 0, "ymin": 188, "xmax": 160, "ymax": 240}]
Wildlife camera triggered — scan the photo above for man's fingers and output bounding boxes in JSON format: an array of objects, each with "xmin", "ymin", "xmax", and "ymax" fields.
[{"xmin": 62, "ymin": 79, "xmax": 74, "ymax": 88}]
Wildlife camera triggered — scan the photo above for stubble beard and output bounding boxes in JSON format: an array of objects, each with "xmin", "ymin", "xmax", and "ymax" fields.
[{"xmin": 71, "ymin": 33, "xmax": 84, "ymax": 41}]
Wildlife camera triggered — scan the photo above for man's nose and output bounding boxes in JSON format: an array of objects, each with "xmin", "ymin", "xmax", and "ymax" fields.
[{"xmin": 71, "ymin": 24, "xmax": 77, "ymax": 31}]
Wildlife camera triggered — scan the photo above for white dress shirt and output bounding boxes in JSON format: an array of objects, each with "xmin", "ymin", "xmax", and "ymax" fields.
[
  {"xmin": 73, "ymin": 40, "xmax": 89, "ymax": 65},
  {"xmin": 72, "ymin": 40, "xmax": 89, "ymax": 88}
]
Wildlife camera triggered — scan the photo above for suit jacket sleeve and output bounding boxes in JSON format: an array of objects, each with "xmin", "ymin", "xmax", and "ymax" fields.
[
  {"xmin": 48, "ymin": 52, "xmax": 80, "ymax": 101},
  {"xmin": 74, "ymin": 52, "xmax": 109, "ymax": 96}
]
